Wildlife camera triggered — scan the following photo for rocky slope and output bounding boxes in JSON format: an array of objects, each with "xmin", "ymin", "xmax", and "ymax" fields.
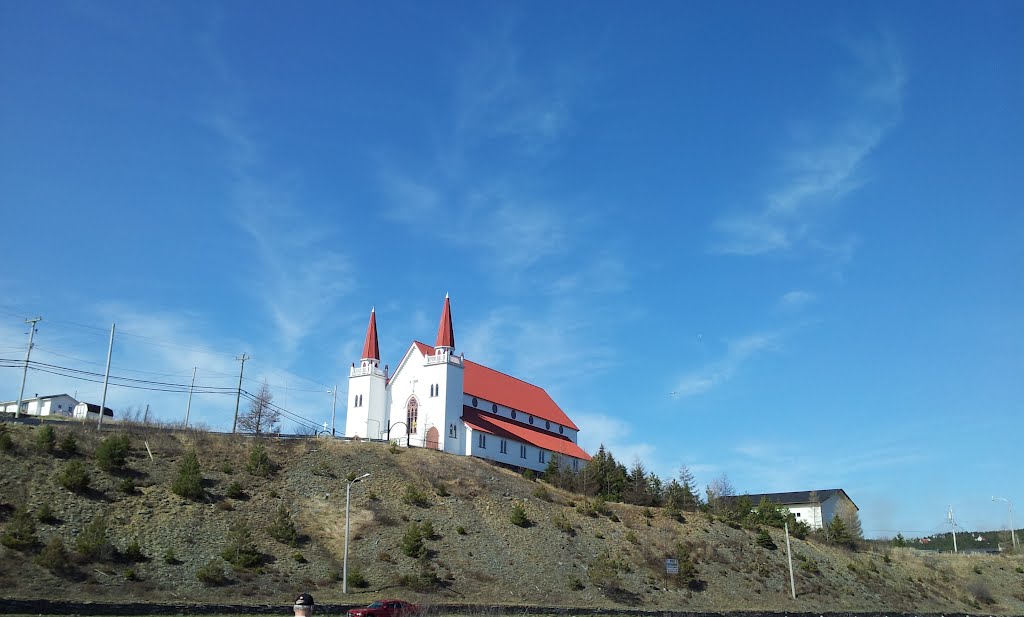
[{"xmin": 1, "ymin": 422, "xmax": 1022, "ymax": 614}]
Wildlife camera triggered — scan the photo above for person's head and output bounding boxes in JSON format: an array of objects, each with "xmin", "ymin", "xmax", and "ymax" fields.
[{"xmin": 293, "ymin": 593, "xmax": 314, "ymax": 616}]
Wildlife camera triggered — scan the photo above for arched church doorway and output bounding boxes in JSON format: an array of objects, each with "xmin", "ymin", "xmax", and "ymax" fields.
[{"xmin": 425, "ymin": 426, "xmax": 440, "ymax": 450}]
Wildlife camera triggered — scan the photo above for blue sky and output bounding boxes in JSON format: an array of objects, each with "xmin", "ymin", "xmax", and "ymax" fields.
[{"xmin": 1, "ymin": 1, "xmax": 1021, "ymax": 539}]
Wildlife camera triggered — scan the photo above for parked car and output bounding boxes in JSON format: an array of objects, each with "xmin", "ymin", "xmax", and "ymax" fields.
[{"xmin": 346, "ymin": 599, "xmax": 419, "ymax": 617}]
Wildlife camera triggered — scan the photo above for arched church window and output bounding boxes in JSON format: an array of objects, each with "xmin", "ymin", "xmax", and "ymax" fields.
[{"xmin": 407, "ymin": 396, "xmax": 419, "ymax": 434}]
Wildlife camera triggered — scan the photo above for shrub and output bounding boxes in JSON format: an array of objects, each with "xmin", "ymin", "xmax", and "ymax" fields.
[
  {"xmin": 59, "ymin": 433, "xmax": 78, "ymax": 455},
  {"xmin": 552, "ymin": 511, "xmax": 574, "ymax": 535},
  {"xmin": 219, "ymin": 461, "xmax": 234, "ymax": 474},
  {"xmin": 588, "ymin": 549, "xmax": 626, "ymax": 590},
  {"xmin": 118, "ymin": 477, "xmax": 136, "ymax": 494},
  {"xmin": 122, "ymin": 538, "xmax": 145, "ymax": 562},
  {"xmin": 35, "ymin": 536, "xmax": 74, "ymax": 575},
  {"xmin": 268, "ymin": 504, "xmax": 299, "ymax": 546},
  {"xmin": 221, "ymin": 521, "xmax": 262, "ymax": 568},
  {"xmin": 292, "ymin": 551, "xmax": 307, "ymax": 563},
  {"xmin": 123, "ymin": 567, "xmax": 137, "ymax": 581},
  {"xmin": 510, "ymin": 501, "xmax": 531, "ymax": 528},
  {"xmin": 533, "ymin": 486, "xmax": 552, "ymax": 502},
  {"xmin": 35, "ymin": 425, "xmax": 57, "ymax": 453},
  {"xmin": 665, "ymin": 504, "xmax": 684, "ymax": 523},
  {"xmin": 56, "ymin": 460, "xmax": 90, "ymax": 493},
  {"xmin": 522, "ymin": 469, "xmax": 536, "ymax": 481},
  {"xmin": 196, "ymin": 559, "xmax": 228, "ymax": 586},
  {"xmin": 398, "ymin": 563, "xmax": 442, "ymax": 591},
  {"xmin": 800, "ymin": 559, "xmax": 820, "ymax": 574},
  {"xmin": 36, "ymin": 502, "xmax": 57, "ymax": 524},
  {"xmin": 216, "ymin": 500, "xmax": 234, "ymax": 511},
  {"xmin": 171, "ymin": 448, "xmax": 205, "ymax": 500},
  {"xmin": 347, "ymin": 563, "xmax": 369, "ymax": 588},
  {"xmin": 95, "ymin": 434, "xmax": 131, "ymax": 471},
  {"xmin": 76, "ymin": 516, "xmax": 115, "ymax": 561},
  {"xmin": 0, "ymin": 429, "xmax": 13, "ymax": 453},
  {"xmin": 163, "ymin": 547, "xmax": 179, "ymax": 564},
  {"xmin": 389, "ymin": 440, "xmax": 400, "ymax": 454},
  {"xmin": 401, "ymin": 523, "xmax": 428, "ymax": 559},
  {"xmin": 456, "ymin": 526, "xmax": 467, "ymax": 535},
  {"xmin": 225, "ymin": 481, "xmax": 245, "ymax": 499},
  {"xmin": 402, "ymin": 484, "xmax": 430, "ymax": 507},
  {"xmin": 0, "ymin": 504, "xmax": 38, "ymax": 551},
  {"xmin": 246, "ymin": 442, "xmax": 272, "ymax": 477},
  {"xmin": 968, "ymin": 579, "xmax": 995, "ymax": 605},
  {"xmin": 756, "ymin": 529, "xmax": 777, "ymax": 550},
  {"xmin": 433, "ymin": 482, "xmax": 449, "ymax": 497}
]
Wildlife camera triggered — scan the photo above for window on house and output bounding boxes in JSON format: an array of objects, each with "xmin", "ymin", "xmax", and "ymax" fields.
[
  {"xmin": 511, "ymin": 410, "xmax": 517, "ymax": 419},
  {"xmin": 520, "ymin": 445, "xmax": 526, "ymax": 458},
  {"xmin": 558, "ymin": 425, "xmax": 564, "ymax": 434},
  {"xmin": 539, "ymin": 450, "xmax": 546, "ymax": 464},
  {"xmin": 545, "ymin": 421, "xmax": 550, "ymax": 430},
  {"xmin": 435, "ymin": 384, "xmax": 440, "ymax": 397},
  {"xmin": 528, "ymin": 415, "xmax": 534, "ymax": 425},
  {"xmin": 492, "ymin": 403, "xmax": 498, "ymax": 413},
  {"xmin": 448, "ymin": 423, "xmax": 457, "ymax": 438},
  {"xmin": 478, "ymin": 433, "xmax": 486, "ymax": 448},
  {"xmin": 573, "ymin": 459, "xmax": 579, "ymax": 471},
  {"xmin": 407, "ymin": 396, "xmax": 419, "ymax": 434},
  {"xmin": 472, "ymin": 397, "xmax": 478, "ymax": 407},
  {"xmin": 500, "ymin": 439, "xmax": 507, "ymax": 454}
]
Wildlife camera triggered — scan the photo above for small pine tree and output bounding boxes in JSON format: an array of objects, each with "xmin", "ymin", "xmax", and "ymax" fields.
[
  {"xmin": 76, "ymin": 515, "xmax": 115, "ymax": 561},
  {"xmin": 221, "ymin": 521, "xmax": 262, "ymax": 568},
  {"xmin": 400, "ymin": 523, "xmax": 427, "ymax": 559},
  {"xmin": 246, "ymin": 442, "xmax": 272, "ymax": 477},
  {"xmin": 0, "ymin": 503, "xmax": 38, "ymax": 551},
  {"xmin": 756, "ymin": 529, "xmax": 777, "ymax": 550},
  {"xmin": 36, "ymin": 536, "xmax": 75, "ymax": 577},
  {"xmin": 827, "ymin": 515, "xmax": 853, "ymax": 548},
  {"xmin": 36, "ymin": 502, "xmax": 57, "ymax": 524},
  {"xmin": 196, "ymin": 559, "xmax": 228, "ymax": 586},
  {"xmin": 95, "ymin": 434, "xmax": 131, "ymax": 471},
  {"xmin": 171, "ymin": 448, "xmax": 205, "ymax": 500},
  {"xmin": 0, "ymin": 426, "xmax": 13, "ymax": 453},
  {"xmin": 225, "ymin": 480, "xmax": 245, "ymax": 499},
  {"xmin": 56, "ymin": 459, "xmax": 90, "ymax": 493},
  {"xmin": 35, "ymin": 425, "xmax": 57, "ymax": 454},
  {"xmin": 891, "ymin": 533, "xmax": 907, "ymax": 547},
  {"xmin": 59, "ymin": 432, "xmax": 78, "ymax": 455},
  {"xmin": 510, "ymin": 501, "xmax": 531, "ymax": 528},
  {"xmin": 268, "ymin": 504, "xmax": 299, "ymax": 546}
]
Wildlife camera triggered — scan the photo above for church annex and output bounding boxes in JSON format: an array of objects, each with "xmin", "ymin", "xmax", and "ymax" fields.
[{"xmin": 344, "ymin": 295, "xmax": 591, "ymax": 472}]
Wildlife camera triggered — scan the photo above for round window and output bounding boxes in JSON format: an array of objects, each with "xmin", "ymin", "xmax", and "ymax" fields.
[
  {"xmin": 528, "ymin": 416, "xmax": 534, "ymax": 425},
  {"xmin": 558, "ymin": 425, "xmax": 564, "ymax": 434},
  {"xmin": 511, "ymin": 410, "xmax": 517, "ymax": 419},
  {"xmin": 492, "ymin": 403, "xmax": 498, "ymax": 413},
  {"xmin": 472, "ymin": 397, "xmax": 478, "ymax": 407},
  {"xmin": 545, "ymin": 421, "xmax": 550, "ymax": 430}
]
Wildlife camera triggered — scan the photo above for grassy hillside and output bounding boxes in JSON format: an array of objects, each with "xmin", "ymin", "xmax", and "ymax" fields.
[{"xmin": 1, "ymin": 422, "xmax": 1022, "ymax": 613}]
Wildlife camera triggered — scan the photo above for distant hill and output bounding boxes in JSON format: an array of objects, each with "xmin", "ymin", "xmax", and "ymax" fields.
[{"xmin": 1, "ymin": 421, "xmax": 1023, "ymax": 614}]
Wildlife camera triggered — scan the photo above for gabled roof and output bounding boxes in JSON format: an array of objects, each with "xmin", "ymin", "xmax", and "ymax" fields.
[
  {"xmin": 77, "ymin": 403, "xmax": 114, "ymax": 417},
  {"xmin": 462, "ymin": 406, "xmax": 591, "ymax": 461},
  {"xmin": 435, "ymin": 294, "xmax": 455, "ymax": 349},
  {"xmin": 412, "ymin": 341, "xmax": 578, "ymax": 430},
  {"xmin": 724, "ymin": 489, "xmax": 857, "ymax": 510},
  {"xmin": 361, "ymin": 309, "xmax": 380, "ymax": 360}
]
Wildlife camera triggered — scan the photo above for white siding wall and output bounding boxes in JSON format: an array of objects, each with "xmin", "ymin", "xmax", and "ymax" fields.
[
  {"xmin": 345, "ymin": 361, "xmax": 387, "ymax": 439},
  {"xmin": 2, "ymin": 395, "xmax": 77, "ymax": 417},
  {"xmin": 461, "ymin": 394, "xmax": 578, "ymax": 444}
]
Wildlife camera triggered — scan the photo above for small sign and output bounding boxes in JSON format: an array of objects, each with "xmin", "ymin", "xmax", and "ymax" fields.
[{"xmin": 665, "ymin": 558, "xmax": 679, "ymax": 575}]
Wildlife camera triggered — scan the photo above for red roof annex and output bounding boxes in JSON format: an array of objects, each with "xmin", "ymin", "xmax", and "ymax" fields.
[
  {"xmin": 412, "ymin": 341, "xmax": 578, "ymax": 431},
  {"xmin": 462, "ymin": 406, "xmax": 591, "ymax": 461}
]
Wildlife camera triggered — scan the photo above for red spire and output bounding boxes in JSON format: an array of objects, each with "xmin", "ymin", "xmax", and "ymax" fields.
[
  {"xmin": 361, "ymin": 308, "xmax": 380, "ymax": 360},
  {"xmin": 435, "ymin": 294, "xmax": 455, "ymax": 349}
]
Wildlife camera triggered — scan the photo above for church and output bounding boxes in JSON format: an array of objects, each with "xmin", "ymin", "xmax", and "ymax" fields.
[{"xmin": 344, "ymin": 295, "xmax": 590, "ymax": 473}]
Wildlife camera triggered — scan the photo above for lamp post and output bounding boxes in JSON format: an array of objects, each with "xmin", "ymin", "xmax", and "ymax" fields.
[
  {"xmin": 328, "ymin": 386, "xmax": 338, "ymax": 436},
  {"xmin": 992, "ymin": 496, "xmax": 1017, "ymax": 549},
  {"xmin": 344, "ymin": 472, "xmax": 370, "ymax": 593}
]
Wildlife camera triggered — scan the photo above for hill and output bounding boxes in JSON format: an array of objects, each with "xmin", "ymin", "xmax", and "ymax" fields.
[{"xmin": 1, "ymin": 421, "xmax": 1022, "ymax": 614}]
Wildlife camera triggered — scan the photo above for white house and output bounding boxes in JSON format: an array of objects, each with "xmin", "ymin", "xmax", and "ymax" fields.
[
  {"xmin": 0, "ymin": 394, "xmax": 79, "ymax": 417},
  {"xmin": 737, "ymin": 489, "xmax": 859, "ymax": 530},
  {"xmin": 72, "ymin": 402, "xmax": 114, "ymax": 422},
  {"xmin": 344, "ymin": 296, "xmax": 590, "ymax": 473}
]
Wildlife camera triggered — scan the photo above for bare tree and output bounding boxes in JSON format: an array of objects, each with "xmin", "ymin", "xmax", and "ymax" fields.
[
  {"xmin": 238, "ymin": 382, "xmax": 280, "ymax": 435},
  {"xmin": 706, "ymin": 473, "xmax": 735, "ymax": 512},
  {"xmin": 835, "ymin": 497, "xmax": 863, "ymax": 540}
]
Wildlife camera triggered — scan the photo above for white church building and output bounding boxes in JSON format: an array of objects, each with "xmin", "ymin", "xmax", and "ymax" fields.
[{"xmin": 344, "ymin": 296, "xmax": 590, "ymax": 473}]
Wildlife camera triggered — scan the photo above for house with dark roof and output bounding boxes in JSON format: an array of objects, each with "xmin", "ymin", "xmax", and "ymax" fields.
[
  {"xmin": 344, "ymin": 296, "xmax": 590, "ymax": 472},
  {"xmin": 724, "ymin": 489, "xmax": 858, "ymax": 530}
]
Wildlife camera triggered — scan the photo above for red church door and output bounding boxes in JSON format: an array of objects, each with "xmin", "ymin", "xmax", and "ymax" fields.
[{"xmin": 425, "ymin": 427, "xmax": 440, "ymax": 450}]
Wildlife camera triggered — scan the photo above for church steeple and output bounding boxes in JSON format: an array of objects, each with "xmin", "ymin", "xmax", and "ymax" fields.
[
  {"xmin": 435, "ymin": 293, "xmax": 455, "ymax": 350},
  {"xmin": 361, "ymin": 308, "xmax": 380, "ymax": 361}
]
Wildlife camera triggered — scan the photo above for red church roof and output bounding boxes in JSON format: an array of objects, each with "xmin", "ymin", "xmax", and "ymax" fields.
[
  {"xmin": 462, "ymin": 406, "xmax": 591, "ymax": 461},
  {"xmin": 435, "ymin": 294, "xmax": 455, "ymax": 349},
  {"xmin": 361, "ymin": 309, "xmax": 380, "ymax": 360},
  {"xmin": 412, "ymin": 341, "xmax": 579, "ymax": 431}
]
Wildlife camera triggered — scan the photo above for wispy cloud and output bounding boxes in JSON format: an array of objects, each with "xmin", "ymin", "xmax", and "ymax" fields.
[
  {"xmin": 672, "ymin": 332, "xmax": 781, "ymax": 398},
  {"xmin": 776, "ymin": 290, "xmax": 816, "ymax": 312},
  {"xmin": 712, "ymin": 35, "xmax": 905, "ymax": 260}
]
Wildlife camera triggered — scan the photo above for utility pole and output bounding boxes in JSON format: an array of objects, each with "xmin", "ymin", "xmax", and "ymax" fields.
[
  {"xmin": 948, "ymin": 506, "xmax": 958, "ymax": 554},
  {"xmin": 184, "ymin": 367, "xmax": 196, "ymax": 428},
  {"xmin": 993, "ymin": 497, "xmax": 1018, "ymax": 549},
  {"xmin": 14, "ymin": 317, "xmax": 42, "ymax": 419},
  {"xmin": 97, "ymin": 323, "xmax": 115, "ymax": 430},
  {"xmin": 231, "ymin": 353, "xmax": 249, "ymax": 433},
  {"xmin": 330, "ymin": 385, "xmax": 338, "ymax": 436},
  {"xmin": 785, "ymin": 522, "xmax": 796, "ymax": 599},
  {"xmin": 143, "ymin": 404, "xmax": 149, "ymax": 424}
]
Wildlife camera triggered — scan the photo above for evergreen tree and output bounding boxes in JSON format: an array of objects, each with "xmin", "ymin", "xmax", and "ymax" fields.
[{"xmin": 171, "ymin": 448, "xmax": 205, "ymax": 500}]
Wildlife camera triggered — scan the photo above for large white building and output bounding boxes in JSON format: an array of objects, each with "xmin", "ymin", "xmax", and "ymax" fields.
[
  {"xmin": 738, "ymin": 489, "xmax": 859, "ymax": 530},
  {"xmin": 344, "ymin": 296, "xmax": 590, "ymax": 473},
  {"xmin": 0, "ymin": 393, "xmax": 79, "ymax": 417}
]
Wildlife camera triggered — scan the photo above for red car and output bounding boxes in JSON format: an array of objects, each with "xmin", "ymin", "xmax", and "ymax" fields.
[{"xmin": 347, "ymin": 599, "xmax": 419, "ymax": 617}]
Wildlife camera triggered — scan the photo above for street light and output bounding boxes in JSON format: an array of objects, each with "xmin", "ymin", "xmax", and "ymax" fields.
[
  {"xmin": 992, "ymin": 496, "xmax": 1017, "ymax": 549},
  {"xmin": 328, "ymin": 386, "xmax": 338, "ymax": 437},
  {"xmin": 344, "ymin": 472, "xmax": 371, "ymax": 593}
]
